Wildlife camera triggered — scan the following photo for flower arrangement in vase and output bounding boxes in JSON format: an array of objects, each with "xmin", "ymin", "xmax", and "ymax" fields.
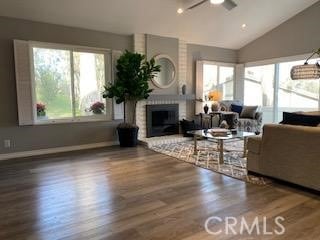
[
  {"xmin": 89, "ymin": 101, "xmax": 105, "ymax": 114},
  {"xmin": 208, "ymin": 90, "xmax": 222, "ymax": 112},
  {"xmin": 36, "ymin": 103, "xmax": 46, "ymax": 117}
]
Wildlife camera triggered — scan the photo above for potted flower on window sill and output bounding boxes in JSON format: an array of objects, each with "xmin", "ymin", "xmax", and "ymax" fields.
[
  {"xmin": 89, "ymin": 101, "xmax": 105, "ymax": 114},
  {"xmin": 36, "ymin": 103, "xmax": 47, "ymax": 119},
  {"xmin": 103, "ymin": 50, "xmax": 161, "ymax": 147}
]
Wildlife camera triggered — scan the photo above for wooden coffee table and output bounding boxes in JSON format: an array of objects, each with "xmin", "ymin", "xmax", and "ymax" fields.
[{"xmin": 187, "ymin": 129, "xmax": 255, "ymax": 164}]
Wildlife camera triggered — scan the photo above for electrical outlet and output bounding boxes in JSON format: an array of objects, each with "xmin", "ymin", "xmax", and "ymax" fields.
[{"xmin": 4, "ymin": 140, "xmax": 11, "ymax": 148}]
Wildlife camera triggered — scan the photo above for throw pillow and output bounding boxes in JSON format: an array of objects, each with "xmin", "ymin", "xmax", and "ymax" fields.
[
  {"xmin": 240, "ymin": 106, "xmax": 258, "ymax": 119},
  {"xmin": 230, "ymin": 104, "xmax": 243, "ymax": 115},
  {"xmin": 281, "ymin": 112, "xmax": 320, "ymax": 127},
  {"xmin": 220, "ymin": 100, "xmax": 243, "ymax": 112}
]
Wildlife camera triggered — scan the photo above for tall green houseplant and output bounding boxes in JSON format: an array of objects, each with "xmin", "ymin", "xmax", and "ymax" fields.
[{"xmin": 103, "ymin": 50, "xmax": 160, "ymax": 147}]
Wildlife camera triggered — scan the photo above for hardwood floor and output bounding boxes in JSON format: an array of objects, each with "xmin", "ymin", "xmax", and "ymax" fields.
[{"xmin": 0, "ymin": 146, "xmax": 319, "ymax": 240}]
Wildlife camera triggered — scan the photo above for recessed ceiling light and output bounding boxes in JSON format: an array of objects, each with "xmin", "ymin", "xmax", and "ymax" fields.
[
  {"xmin": 177, "ymin": 8, "xmax": 184, "ymax": 14},
  {"xmin": 210, "ymin": 0, "xmax": 225, "ymax": 5},
  {"xmin": 242, "ymin": 24, "xmax": 247, "ymax": 28}
]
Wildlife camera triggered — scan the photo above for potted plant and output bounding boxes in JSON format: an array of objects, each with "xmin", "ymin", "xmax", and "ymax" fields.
[
  {"xmin": 36, "ymin": 103, "xmax": 46, "ymax": 117},
  {"xmin": 89, "ymin": 101, "xmax": 105, "ymax": 114},
  {"xmin": 103, "ymin": 50, "xmax": 161, "ymax": 147}
]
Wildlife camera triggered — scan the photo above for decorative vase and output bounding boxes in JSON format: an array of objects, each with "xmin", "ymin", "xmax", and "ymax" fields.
[
  {"xmin": 203, "ymin": 104, "xmax": 209, "ymax": 114},
  {"xmin": 182, "ymin": 84, "xmax": 186, "ymax": 95},
  {"xmin": 211, "ymin": 102, "xmax": 220, "ymax": 112}
]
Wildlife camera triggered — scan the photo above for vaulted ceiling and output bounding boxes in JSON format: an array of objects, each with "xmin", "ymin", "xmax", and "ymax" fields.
[{"xmin": 0, "ymin": 0, "xmax": 318, "ymax": 49}]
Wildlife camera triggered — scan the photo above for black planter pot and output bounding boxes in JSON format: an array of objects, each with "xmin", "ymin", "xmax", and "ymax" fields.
[{"xmin": 117, "ymin": 127, "xmax": 139, "ymax": 147}]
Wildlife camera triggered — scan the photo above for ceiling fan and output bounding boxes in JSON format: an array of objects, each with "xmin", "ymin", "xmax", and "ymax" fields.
[{"xmin": 177, "ymin": 0, "xmax": 237, "ymax": 14}]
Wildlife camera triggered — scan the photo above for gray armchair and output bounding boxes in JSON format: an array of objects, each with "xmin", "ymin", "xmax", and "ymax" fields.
[
  {"xmin": 220, "ymin": 100, "xmax": 263, "ymax": 132},
  {"xmin": 238, "ymin": 111, "xmax": 263, "ymax": 132}
]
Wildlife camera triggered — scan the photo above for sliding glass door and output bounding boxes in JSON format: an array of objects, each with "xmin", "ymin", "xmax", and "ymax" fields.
[
  {"xmin": 277, "ymin": 59, "xmax": 320, "ymax": 121},
  {"xmin": 244, "ymin": 65, "xmax": 275, "ymax": 124},
  {"xmin": 244, "ymin": 57, "xmax": 320, "ymax": 124}
]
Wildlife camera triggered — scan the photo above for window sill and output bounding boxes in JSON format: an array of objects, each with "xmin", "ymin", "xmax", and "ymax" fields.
[{"xmin": 33, "ymin": 116, "xmax": 114, "ymax": 125}]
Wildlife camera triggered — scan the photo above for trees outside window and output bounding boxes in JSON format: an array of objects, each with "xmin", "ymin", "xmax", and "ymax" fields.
[{"xmin": 32, "ymin": 45, "xmax": 109, "ymax": 123}]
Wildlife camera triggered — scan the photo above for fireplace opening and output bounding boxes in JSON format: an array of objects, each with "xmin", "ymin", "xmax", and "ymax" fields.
[{"xmin": 146, "ymin": 104, "xmax": 179, "ymax": 138}]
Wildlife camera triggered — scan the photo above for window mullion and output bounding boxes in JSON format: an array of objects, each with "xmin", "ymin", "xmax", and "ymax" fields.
[
  {"xmin": 273, "ymin": 63, "xmax": 280, "ymax": 122},
  {"xmin": 70, "ymin": 50, "xmax": 76, "ymax": 120},
  {"xmin": 217, "ymin": 65, "xmax": 220, "ymax": 87},
  {"xmin": 318, "ymin": 80, "xmax": 320, "ymax": 110},
  {"xmin": 232, "ymin": 66, "xmax": 235, "ymax": 100}
]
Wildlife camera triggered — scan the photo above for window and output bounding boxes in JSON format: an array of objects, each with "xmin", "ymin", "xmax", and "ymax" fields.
[
  {"xmin": 73, "ymin": 51, "xmax": 106, "ymax": 117},
  {"xmin": 278, "ymin": 59, "xmax": 320, "ymax": 121},
  {"xmin": 219, "ymin": 66, "xmax": 234, "ymax": 100},
  {"xmin": 244, "ymin": 64, "xmax": 275, "ymax": 124},
  {"xmin": 33, "ymin": 48, "xmax": 73, "ymax": 119},
  {"xmin": 203, "ymin": 64, "xmax": 218, "ymax": 99},
  {"xmin": 31, "ymin": 44, "xmax": 111, "ymax": 124},
  {"xmin": 202, "ymin": 62, "xmax": 235, "ymax": 101},
  {"xmin": 244, "ymin": 56, "xmax": 320, "ymax": 123}
]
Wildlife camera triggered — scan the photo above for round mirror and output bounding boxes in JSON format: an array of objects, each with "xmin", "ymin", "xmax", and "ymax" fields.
[{"xmin": 152, "ymin": 54, "xmax": 176, "ymax": 88}]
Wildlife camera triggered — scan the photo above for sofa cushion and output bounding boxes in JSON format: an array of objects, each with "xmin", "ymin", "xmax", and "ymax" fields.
[
  {"xmin": 240, "ymin": 106, "xmax": 258, "ymax": 119},
  {"xmin": 281, "ymin": 112, "xmax": 320, "ymax": 127},
  {"xmin": 230, "ymin": 104, "xmax": 243, "ymax": 115}
]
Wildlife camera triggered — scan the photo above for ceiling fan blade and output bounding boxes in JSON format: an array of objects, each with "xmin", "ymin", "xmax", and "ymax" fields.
[
  {"xmin": 186, "ymin": 0, "xmax": 208, "ymax": 10},
  {"xmin": 222, "ymin": 0, "xmax": 237, "ymax": 11}
]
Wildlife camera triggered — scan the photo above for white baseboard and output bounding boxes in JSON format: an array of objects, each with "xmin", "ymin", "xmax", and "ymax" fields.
[{"xmin": 0, "ymin": 141, "xmax": 119, "ymax": 161}]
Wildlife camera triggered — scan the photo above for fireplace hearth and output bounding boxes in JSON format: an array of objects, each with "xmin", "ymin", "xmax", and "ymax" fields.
[{"xmin": 146, "ymin": 104, "xmax": 179, "ymax": 138}]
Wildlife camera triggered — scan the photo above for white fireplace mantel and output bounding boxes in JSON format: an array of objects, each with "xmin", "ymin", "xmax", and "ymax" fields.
[{"xmin": 147, "ymin": 94, "xmax": 195, "ymax": 101}]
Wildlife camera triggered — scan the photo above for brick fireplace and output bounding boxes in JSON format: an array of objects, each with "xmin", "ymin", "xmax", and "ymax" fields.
[
  {"xmin": 146, "ymin": 104, "xmax": 179, "ymax": 138},
  {"xmin": 135, "ymin": 98, "xmax": 187, "ymax": 140}
]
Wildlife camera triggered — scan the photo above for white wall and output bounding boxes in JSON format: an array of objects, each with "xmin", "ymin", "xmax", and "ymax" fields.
[{"xmin": 238, "ymin": 1, "xmax": 320, "ymax": 63}]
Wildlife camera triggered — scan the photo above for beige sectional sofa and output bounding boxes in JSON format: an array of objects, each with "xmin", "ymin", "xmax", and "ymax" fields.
[{"xmin": 247, "ymin": 124, "xmax": 320, "ymax": 191}]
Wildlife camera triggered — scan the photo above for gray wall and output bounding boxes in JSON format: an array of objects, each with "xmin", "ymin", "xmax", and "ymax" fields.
[
  {"xmin": 186, "ymin": 44, "xmax": 237, "ymax": 117},
  {"xmin": 144, "ymin": 35, "xmax": 237, "ymax": 116},
  {"xmin": 146, "ymin": 34, "xmax": 179, "ymax": 95},
  {"xmin": 238, "ymin": 1, "xmax": 320, "ymax": 63},
  {"xmin": 0, "ymin": 16, "xmax": 132, "ymax": 154},
  {"xmin": 0, "ymin": 17, "xmax": 240, "ymax": 154}
]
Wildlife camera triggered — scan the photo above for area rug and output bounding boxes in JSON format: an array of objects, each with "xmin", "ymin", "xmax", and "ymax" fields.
[{"xmin": 150, "ymin": 139, "xmax": 270, "ymax": 185}]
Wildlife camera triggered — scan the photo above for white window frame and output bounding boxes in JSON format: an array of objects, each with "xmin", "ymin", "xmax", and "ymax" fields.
[
  {"xmin": 201, "ymin": 60, "xmax": 236, "ymax": 100},
  {"xmin": 29, "ymin": 41, "xmax": 113, "ymax": 125},
  {"xmin": 195, "ymin": 60, "xmax": 236, "ymax": 114}
]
